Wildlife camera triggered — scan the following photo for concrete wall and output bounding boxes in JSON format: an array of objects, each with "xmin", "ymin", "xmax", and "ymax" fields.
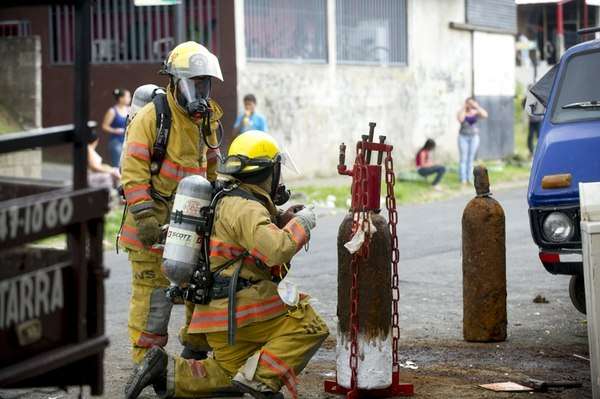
[
  {"xmin": 0, "ymin": 36, "xmax": 42, "ymax": 178},
  {"xmin": 0, "ymin": 36, "xmax": 41, "ymax": 129},
  {"xmin": 473, "ymin": 31, "xmax": 516, "ymax": 159},
  {"xmin": 236, "ymin": 0, "xmax": 473, "ymax": 177}
]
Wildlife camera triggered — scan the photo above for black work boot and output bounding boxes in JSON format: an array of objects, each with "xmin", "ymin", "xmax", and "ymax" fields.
[
  {"xmin": 180, "ymin": 347, "xmax": 208, "ymax": 360},
  {"xmin": 231, "ymin": 380, "xmax": 284, "ymax": 399},
  {"xmin": 124, "ymin": 347, "xmax": 168, "ymax": 399}
]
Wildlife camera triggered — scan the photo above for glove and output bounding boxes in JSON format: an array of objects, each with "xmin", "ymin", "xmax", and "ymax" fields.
[
  {"xmin": 133, "ymin": 210, "xmax": 161, "ymax": 246},
  {"xmin": 277, "ymin": 204, "xmax": 305, "ymax": 228},
  {"xmin": 294, "ymin": 207, "xmax": 316, "ymax": 233}
]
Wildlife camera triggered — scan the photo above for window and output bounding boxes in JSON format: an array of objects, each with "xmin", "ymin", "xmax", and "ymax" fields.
[
  {"xmin": 244, "ymin": 0, "xmax": 327, "ymax": 62},
  {"xmin": 49, "ymin": 0, "xmax": 218, "ymax": 65},
  {"xmin": 0, "ymin": 20, "xmax": 31, "ymax": 37},
  {"xmin": 551, "ymin": 50, "xmax": 600, "ymax": 124},
  {"xmin": 466, "ymin": 0, "xmax": 516, "ymax": 33},
  {"xmin": 336, "ymin": 0, "xmax": 407, "ymax": 65}
]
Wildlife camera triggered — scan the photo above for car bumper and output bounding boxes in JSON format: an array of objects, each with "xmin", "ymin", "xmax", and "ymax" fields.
[{"xmin": 538, "ymin": 251, "xmax": 583, "ymax": 275}]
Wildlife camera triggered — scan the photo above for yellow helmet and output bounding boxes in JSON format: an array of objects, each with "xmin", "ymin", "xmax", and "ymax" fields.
[
  {"xmin": 162, "ymin": 41, "xmax": 223, "ymax": 81},
  {"xmin": 219, "ymin": 131, "xmax": 280, "ymax": 176}
]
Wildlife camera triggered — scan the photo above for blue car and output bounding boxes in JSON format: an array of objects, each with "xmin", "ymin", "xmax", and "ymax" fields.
[{"xmin": 526, "ymin": 35, "xmax": 600, "ymax": 314}]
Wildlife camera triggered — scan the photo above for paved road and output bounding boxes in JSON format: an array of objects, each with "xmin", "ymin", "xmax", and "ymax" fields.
[{"xmin": 2, "ymin": 186, "xmax": 590, "ymax": 398}]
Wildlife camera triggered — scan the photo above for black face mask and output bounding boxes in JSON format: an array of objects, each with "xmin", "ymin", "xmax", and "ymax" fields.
[
  {"xmin": 185, "ymin": 97, "xmax": 210, "ymax": 120},
  {"xmin": 273, "ymin": 184, "xmax": 291, "ymax": 206},
  {"xmin": 175, "ymin": 77, "xmax": 212, "ymax": 119},
  {"xmin": 270, "ymin": 161, "xmax": 291, "ymax": 206}
]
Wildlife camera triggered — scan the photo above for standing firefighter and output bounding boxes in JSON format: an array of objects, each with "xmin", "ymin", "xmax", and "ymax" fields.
[
  {"xmin": 125, "ymin": 131, "xmax": 329, "ymax": 399},
  {"xmin": 119, "ymin": 41, "xmax": 223, "ymax": 364}
]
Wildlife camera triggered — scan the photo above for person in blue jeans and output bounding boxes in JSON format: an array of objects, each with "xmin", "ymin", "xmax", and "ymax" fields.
[
  {"xmin": 233, "ymin": 94, "xmax": 268, "ymax": 135},
  {"xmin": 102, "ymin": 88, "xmax": 131, "ymax": 167},
  {"xmin": 416, "ymin": 139, "xmax": 446, "ymax": 190},
  {"xmin": 457, "ymin": 97, "xmax": 488, "ymax": 185}
]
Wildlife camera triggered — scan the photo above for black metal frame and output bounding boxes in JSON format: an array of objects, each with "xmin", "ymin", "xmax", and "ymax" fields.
[{"xmin": 0, "ymin": 0, "xmax": 109, "ymax": 395}]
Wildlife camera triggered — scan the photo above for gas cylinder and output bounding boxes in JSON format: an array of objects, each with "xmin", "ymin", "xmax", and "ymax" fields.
[
  {"xmin": 162, "ymin": 175, "xmax": 213, "ymax": 286},
  {"xmin": 127, "ymin": 84, "xmax": 165, "ymax": 124},
  {"xmin": 462, "ymin": 166, "xmax": 507, "ymax": 342},
  {"xmin": 336, "ymin": 212, "xmax": 392, "ymax": 389}
]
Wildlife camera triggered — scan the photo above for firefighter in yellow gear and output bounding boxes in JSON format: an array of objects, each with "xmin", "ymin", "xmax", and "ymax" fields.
[
  {"xmin": 125, "ymin": 131, "xmax": 329, "ymax": 399},
  {"xmin": 119, "ymin": 41, "xmax": 224, "ymax": 364}
]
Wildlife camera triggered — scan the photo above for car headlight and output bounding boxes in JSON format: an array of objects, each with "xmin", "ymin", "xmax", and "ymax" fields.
[{"xmin": 542, "ymin": 212, "xmax": 575, "ymax": 243}]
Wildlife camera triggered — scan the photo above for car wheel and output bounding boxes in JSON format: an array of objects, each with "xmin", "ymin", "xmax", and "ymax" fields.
[{"xmin": 569, "ymin": 274, "xmax": 586, "ymax": 314}]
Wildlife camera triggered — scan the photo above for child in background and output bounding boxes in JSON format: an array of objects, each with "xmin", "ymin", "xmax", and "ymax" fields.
[
  {"xmin": 233, "ymin": 94, "xmax": 268, "ymax": 135},
  {"xmin": 416, "ymin": 139, "xmax": 446, "ymax": 190}
]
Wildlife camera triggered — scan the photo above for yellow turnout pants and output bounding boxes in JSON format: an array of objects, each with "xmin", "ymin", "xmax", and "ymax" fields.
[
  {"xmin": 128, "ymin": 250, "xmax": 173, "ymax": 363},
  {"xmin": 167, "ymin": 301, "xmax": 329, "ymax": 399},
  {"xmin": 179, "ymin": 301, "xmax": 210, "ymax": 352},
  {"xmin": 129, "ymin": 251, "xmax": 209, "ymax": 363}
]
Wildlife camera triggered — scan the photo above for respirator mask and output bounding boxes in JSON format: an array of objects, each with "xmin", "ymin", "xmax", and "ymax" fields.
[
  {"xmin": 271, "ymin": 160, "xmax": 290, "ymax": 206},
  {"xmin": 176, "ymin": 76, "xmax": 212, "ymax": 120},
  {"xmin": 272, "ymin": 151, "xmax": 300, "ymax": 206}
]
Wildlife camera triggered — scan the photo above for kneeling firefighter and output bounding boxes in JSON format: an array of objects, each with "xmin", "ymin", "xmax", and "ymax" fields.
[
  {"xmin": 125, "ymin": 131, "xmax": 329, "ymax": 399},
  {"xmin": 119, "ymin": 41, "xmax": 224, "ymax": 364}
]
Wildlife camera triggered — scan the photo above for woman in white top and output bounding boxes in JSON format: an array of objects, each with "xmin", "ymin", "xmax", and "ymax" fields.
[{"xmin": 88, "ymin": 130, "xmax": 120, "ymax": 188}]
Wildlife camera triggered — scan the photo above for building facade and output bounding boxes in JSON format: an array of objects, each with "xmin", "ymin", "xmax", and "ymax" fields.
[
  {"xmin": 234, "ymin": 0, "xmax": 517, "ymax": 176},
  {"xmin": 1, "ymin": 0, "xmax": 517, "ymax": 176},
  {"xmin": 0, "ymin": 1, "xmax": 237, "ymax": 163}
]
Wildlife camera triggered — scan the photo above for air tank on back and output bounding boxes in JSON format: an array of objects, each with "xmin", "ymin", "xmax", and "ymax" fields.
[
  {"xmin": 127, "ymin": 84, "xmax": 165, "ymax": 125},
  {"xmin": 162, "ymin": 175, "xmax": 213, "ymax": 287}
]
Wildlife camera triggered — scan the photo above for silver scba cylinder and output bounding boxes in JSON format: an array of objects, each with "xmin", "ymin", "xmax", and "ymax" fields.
[{"xmin": 162, "ymin": 175, "xmax": 213, "ymax": 286}]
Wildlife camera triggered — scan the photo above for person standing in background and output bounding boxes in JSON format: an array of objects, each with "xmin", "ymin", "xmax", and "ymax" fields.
[
  {"xmin": 523, "ymin": 88, "xmax": 542, "ymax": 157},
  {"xmin": 233, "ymin": 94, "xmax": 268, "ymax": 135},
  {"xmin": 457, "ymin": 97, "xmax": 488, "ymax": 185},
  {"xmin": 102, "ymin": 88, "xmax": 131, "ymax": 167}
]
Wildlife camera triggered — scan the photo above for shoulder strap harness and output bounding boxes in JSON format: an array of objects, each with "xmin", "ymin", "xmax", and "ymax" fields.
[{"xmin": 150, "ymin": 93, "xmax": 172, "ymax": 175}]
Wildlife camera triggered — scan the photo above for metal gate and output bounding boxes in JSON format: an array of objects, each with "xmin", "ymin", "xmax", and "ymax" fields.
[{"xmin": 0, "ymin": 0, "xmax": 109, "ymax": 395}]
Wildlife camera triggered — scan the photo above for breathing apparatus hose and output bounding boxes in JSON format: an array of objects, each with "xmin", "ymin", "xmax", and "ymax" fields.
[{"xmin": 201, "ymin": 112, "xmax": 223, "ymax": 150}]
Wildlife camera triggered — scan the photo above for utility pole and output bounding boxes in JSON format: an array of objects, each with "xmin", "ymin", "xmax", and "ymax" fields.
[
  {"xmin": 556, "ymin": 2, "xmax": 565, "ymax": 59},
  {"xmin": 175, "ymin": 1, "xmax": 186, "ymax": 44}
]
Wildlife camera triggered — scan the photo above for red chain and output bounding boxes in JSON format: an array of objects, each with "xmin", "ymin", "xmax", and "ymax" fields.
[
  {"xmin": 348, "ymin": 146, "xmax": 396, "ymax": 393},
  {"xmin": 384, "ymin": 150, "xmax": 400, "ymax": 373},
  {"xmin": 348, "ymin": 147, "xmax": 370, "ymax": 393}
]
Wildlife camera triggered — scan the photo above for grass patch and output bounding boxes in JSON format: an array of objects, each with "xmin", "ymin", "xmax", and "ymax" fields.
[
  {"xmin": 0, "ymin": 103, "xmax": 22, "ymax": 134},
  {"xmin": 293, "ymin": 161, "xmax": 530, "ymax": 210},
  {"xmin": 105, "ymin": 205, "xmax": 125, "ymax": 246},
  {"xmin": 514, "ymin": 82, "xmax": 530, "ymax": 159}
]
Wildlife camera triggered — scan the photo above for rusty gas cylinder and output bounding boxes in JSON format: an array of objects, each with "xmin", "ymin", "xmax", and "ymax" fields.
[
  {"xmin": 462, "ymin": 166, "xmax": 507, "ymax": 342},
  {"xmin": 336, "ymin": 212, "xmax": 392, "ymax": 389}
]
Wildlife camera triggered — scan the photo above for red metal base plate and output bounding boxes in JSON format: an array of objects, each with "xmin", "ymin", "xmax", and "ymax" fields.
[{"xmin": 324, "ymin": 379, "xmax": 414, "ymax": 398}]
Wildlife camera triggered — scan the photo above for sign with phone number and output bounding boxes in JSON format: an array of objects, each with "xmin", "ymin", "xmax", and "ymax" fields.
[
  {"xmin": 0, "ymin": 198, "xmax": 74, "ymax": 241},
  {"xmin": 0, "ymin": 188, "xmax": 109, "ymax": 248}
]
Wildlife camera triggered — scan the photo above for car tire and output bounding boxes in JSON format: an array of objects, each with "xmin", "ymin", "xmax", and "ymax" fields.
[{"xmin": 569, "ymin": 274, "xmax": 586, "ymax": 314}]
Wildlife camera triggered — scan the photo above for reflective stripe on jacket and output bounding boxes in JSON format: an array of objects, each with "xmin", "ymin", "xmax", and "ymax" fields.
[
  {"xmin": 118, "ymin": 87, "xmax": 223, "ymax": 253},
  {"xmin": 188, "ymin": 183, "xmax": 310, "ymax": 334}
]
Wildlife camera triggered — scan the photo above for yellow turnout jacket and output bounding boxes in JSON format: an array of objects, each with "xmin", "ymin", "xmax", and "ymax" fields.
[
  {"xmin": 188, "ymin": 183, "xmax": 310, "ymax": 334},
  {"xmin": 118, "ymin": 89, "xmax": 222, "ymax": 254}
]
